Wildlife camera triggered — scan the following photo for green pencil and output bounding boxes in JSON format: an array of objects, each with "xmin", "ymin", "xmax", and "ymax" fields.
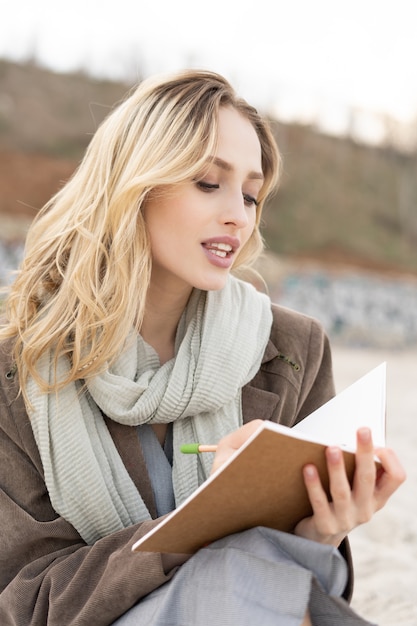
[{"xmin": 180, "ymin": 443, "xmax": 218, "ymax": 454}]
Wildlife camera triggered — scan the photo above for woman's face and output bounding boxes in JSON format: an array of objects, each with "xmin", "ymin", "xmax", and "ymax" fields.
[{"xmin": 144, "ymin": 106, "xmax": 263, "ymax": 295}]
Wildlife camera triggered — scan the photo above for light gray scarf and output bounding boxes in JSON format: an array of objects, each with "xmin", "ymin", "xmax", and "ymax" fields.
[{"xmin": 27, "ymin": 277, "xmax": 272, "ymax": 544}]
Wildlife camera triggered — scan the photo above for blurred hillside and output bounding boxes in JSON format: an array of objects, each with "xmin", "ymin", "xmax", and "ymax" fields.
[{"xmin": 1, "ymin": 58, "xmax": 417, "ymax": 276}]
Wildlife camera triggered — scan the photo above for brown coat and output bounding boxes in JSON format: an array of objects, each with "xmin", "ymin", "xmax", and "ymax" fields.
[{"xmin": 0, "ymin": 304, "xmax": 353, "ymax": 625}]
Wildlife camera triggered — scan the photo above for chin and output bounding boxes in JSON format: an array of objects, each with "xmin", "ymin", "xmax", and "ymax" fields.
[{"xmin": 192, "ymin": 274, "xmax": 229, "ymax": 292}]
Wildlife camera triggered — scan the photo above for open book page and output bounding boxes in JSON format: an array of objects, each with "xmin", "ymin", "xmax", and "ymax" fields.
[
  {"xmin": 292, "ymin": 362, "xmax": 386, "ymax": 449},
  {"xmin": 132, "ymin": 363, "xmax": 386, "ymax": 554}
]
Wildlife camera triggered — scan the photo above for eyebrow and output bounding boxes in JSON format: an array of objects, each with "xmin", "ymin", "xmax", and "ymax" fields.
[{"xmin": 210, "ymin": 157, "xmax": 264, "ymax": 181}]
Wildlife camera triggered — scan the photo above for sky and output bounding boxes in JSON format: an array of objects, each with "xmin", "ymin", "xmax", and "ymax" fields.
[{"xmin": 1, "ymin": 0, "xmax": 417, "ymax": 144}]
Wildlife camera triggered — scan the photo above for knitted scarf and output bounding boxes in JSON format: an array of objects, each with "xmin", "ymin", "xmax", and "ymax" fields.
[{"xmin": 27, "ymin": 277, "xmax": 273, "ymax": 545}]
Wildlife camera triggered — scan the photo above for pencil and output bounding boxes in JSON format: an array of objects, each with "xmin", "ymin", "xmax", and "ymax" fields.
[{"xmin": 180, "ymin": 443, "xmax": 218, "ymax": 454}]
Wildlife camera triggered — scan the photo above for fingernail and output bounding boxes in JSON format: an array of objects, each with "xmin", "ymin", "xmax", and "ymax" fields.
[
  {"xmin": 304, "ymin": 465, "xmax": 316, "ymax": 479},
  {"xmin": 358, "ymin": 427, "xmax": 371, "ymax": 443},
  {"xmin": 327, "ymin": 446, "xmax": 341, "ymax": 462}
]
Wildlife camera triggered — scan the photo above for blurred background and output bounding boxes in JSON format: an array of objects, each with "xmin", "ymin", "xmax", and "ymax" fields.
[
  {"xmin": 1, "ymin": 2, "xmax": 417, "ymax": 622},
  {"xmin": 1, "ymin": 0, "xmax": 417, "ymax": 349}
]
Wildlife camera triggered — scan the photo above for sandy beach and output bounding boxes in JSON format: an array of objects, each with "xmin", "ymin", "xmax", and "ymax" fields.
[
  {"xmin": 1, "ymin": 240, "xmax": 416, "ymax": 623},
  {"xmin": 331, "ymin": 346, "xmax": 417, "ymax": 625}
]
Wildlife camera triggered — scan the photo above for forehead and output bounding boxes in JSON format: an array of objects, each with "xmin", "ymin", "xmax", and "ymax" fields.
[{"xmin": 215, "ymin": 106, "xmax": 262, "ymax": 174}]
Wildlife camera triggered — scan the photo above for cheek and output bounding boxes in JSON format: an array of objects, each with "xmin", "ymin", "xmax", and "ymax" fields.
[
  {"xmin": 245, "ymin": 210, "xmax": 258, "ymax": 240},
  {"xmin": 144, "ymin": 198, "xmax": 176, "ymax": 239},
  {"xmin": 235, "ymin": 224, "xmax": 258, "ymax": 265}
]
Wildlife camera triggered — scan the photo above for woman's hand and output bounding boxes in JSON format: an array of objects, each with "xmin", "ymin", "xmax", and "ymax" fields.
[
  {"xmin": 294, "ymin": 427, "xmax": 406, "ymax": 546},
  {"xmin": 210, "ymin": 419, "xmax": 264, "ymax": 475}
]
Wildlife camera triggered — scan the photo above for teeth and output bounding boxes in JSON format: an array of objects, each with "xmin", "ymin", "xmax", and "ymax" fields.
[
  {"xmin": 204, "ymin": 242, "xmax": 233, "ymax": 258},
  {"xmin": 207, "ymin": 242, "xmax": 233, "ymax": 252},
  {"xmin": 213, "ymin": 243, "xmax": 232, "ymax": 251}
]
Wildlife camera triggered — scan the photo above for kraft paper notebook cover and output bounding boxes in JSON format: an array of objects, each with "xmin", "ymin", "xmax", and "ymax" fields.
[{"xmin": 132, "ymin": 363, "xmax": 386, "ymax": 555}]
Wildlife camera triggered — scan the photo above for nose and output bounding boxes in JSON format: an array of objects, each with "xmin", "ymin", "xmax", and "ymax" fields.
[{"xmin": 221, "ymin": 191, "xmax": 250, "ymax": 229}]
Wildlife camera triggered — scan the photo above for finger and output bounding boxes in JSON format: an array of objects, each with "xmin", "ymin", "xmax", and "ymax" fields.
[
  {"xmin": 352, "ymin": 428, "xmax": 377, "ymax": 515},
  {"xmin": 325, "ymin": 445, "xmax": 352, "ymax": 524},
  {"xmin": 372, "ymin": 447, "xmax": 407, "ymax": 509},
  {"xmin": 356, "ymin": 427, "xmax": 375, "ymax": 456},
  {"xmin": 300, "ymin": 461, "xmax": 348, "ymax": 542},
  {"xmin": 302, "ymin": 463, "xmax": 332, "ymax": 520}
]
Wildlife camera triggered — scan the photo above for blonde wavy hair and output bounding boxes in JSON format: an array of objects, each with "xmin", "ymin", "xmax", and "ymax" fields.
[{"xmin": 1, "ymin": 69, "xmax": 281, "ymax": 396}]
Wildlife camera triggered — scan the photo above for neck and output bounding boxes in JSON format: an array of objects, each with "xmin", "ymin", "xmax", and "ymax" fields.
[{"xmin": 140, "ymin": 282, "xmax": 193, "ymax": 365}]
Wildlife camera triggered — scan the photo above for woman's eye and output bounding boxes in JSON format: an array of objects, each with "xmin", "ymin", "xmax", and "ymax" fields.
[
  {"xmin": 196, "ymin": 181, "xmax": 258, "ymax": 207},
  {"xmin": 243, "ymin": 194, "xmax": 259, "ymax": 208},
  {"xmin": 196, "ymin": 181, "xmax": 220, "ymax": 192}
]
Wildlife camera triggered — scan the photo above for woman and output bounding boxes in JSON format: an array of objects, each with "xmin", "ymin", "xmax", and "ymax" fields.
[{"xmin": 0, "ymin": 70, "xmax": 405, "ymax": 625}]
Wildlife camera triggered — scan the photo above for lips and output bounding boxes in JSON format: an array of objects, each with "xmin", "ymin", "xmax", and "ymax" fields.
[{"xmin": 201, "ymin": 236, "xmax": 240, "ymax": 258}]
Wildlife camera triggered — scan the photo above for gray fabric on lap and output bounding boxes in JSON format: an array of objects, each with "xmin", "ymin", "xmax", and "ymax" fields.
[{"xmin": 112, "ymin": 527, "xmax": 375, "ymax": 626}]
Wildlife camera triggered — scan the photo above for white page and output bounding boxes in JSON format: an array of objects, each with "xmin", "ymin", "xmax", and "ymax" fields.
[{"xmin": 292, "ymin": 362, "xmax": 386, "ymax": 449}]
